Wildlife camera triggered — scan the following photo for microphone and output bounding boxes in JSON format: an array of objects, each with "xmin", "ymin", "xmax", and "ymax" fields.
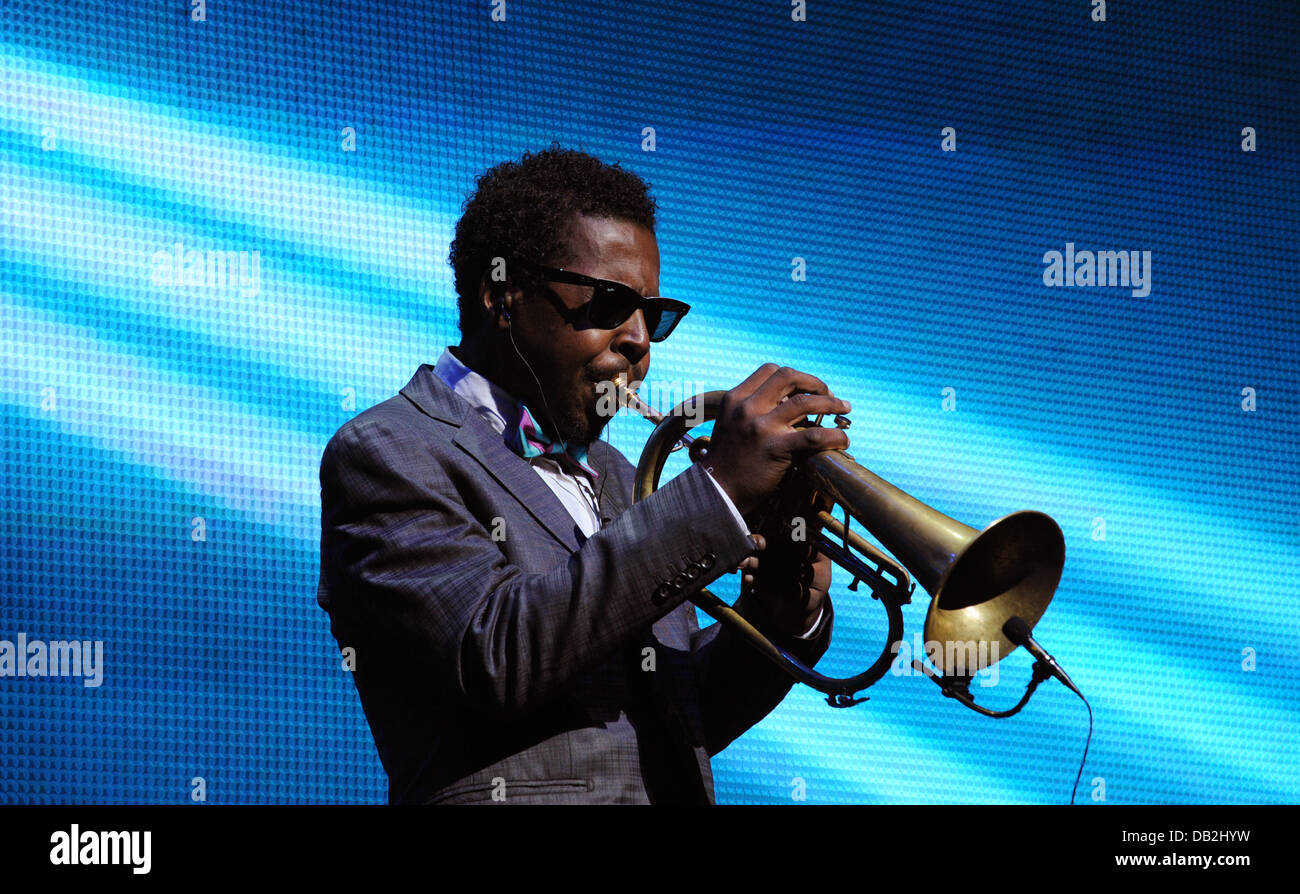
[{"xmin": 1002, "ymin": 616, "xmax": 1081, "ymax": 697}]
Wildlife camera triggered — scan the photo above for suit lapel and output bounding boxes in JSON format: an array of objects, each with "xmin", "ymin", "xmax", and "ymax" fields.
[
  {"xmin": 588, "ymin": 440, "xmax": 630, "ymax": 526},
  {"xmin": 401, "ymin": 363, "xmax": 583, "ymax": 552},
  {"xmin": 454, "ymin": 419, "xmax": 585, "ymax": 551}
]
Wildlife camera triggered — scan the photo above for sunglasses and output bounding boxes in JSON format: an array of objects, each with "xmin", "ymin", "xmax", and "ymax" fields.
[{"xmin": 532, "ymin": 265, "xmax": 690, "ymax": 342}]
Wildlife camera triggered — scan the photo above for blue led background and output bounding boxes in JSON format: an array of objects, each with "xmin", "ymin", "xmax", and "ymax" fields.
[{"xmin": 1, "ymin": 0, "xmax": 1296, "ymax": 804}]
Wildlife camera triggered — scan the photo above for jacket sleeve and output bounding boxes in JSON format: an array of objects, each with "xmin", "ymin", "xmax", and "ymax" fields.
[
  {"xmin": 319, "ymin": 415, "xmax": 757, "ymax": 718},
  {"xmin": 687, "ymin": 587, "xmax": 834, "ymax": 756}
]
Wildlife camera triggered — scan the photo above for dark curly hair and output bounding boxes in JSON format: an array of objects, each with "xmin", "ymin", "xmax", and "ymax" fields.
[{"xmin": 448, "ymin": 145, "xmax": 657, "ymax": 335}]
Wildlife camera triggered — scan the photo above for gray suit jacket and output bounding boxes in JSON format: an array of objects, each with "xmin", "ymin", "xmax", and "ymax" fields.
[{"xmin": 317, "ymin": 363, "xmax": 833, "ymax": 804}]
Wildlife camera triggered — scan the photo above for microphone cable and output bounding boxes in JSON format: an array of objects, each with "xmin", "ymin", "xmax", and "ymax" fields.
[
  {"xmin": 1003, "ymin": 616, "xmax": 1093, "ymax": 805},
  {"xmin": 1070, "ymin": 696, "xmax": 1094, "ymax": 805}
]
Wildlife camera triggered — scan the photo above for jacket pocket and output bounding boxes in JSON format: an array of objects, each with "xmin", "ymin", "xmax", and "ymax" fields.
[{"xmin": 423, "ymin": 777, "xmax": 592, "ymax": 805}]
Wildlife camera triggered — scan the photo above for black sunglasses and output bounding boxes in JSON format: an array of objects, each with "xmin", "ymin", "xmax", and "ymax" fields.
[{"xmin": 532, "ymin": 265, "xmax": 690, "ymax": 342}]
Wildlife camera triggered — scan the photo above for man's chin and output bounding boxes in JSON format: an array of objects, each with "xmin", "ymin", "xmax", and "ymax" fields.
[
  {"xmin": 567, "ymin": 408, "xmax": 608, "ymax": 446},
  {"xmin": 544, "ymin": 402, "xmax": 597, "ymax": 447},
  {"xmin": 561, "ymin": 371, "xmax": 628, "ymax": 444},
  {"xmin": 585, "ymin": 413, "xmax": 613, "ymax": 444}
]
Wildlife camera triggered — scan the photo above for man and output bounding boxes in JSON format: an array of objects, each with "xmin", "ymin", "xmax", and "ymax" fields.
[{"xmin": 317, "ymin": 146, "xmax": 851, "ymax": 804}]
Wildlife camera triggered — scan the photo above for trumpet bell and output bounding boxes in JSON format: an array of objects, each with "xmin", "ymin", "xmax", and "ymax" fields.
[
  {"xmin": 800, "ymin": 451, "xmax": 1067, "ymax": 676},
  {"xmin": 923, "ymin": 510, "xmax": 1065, "ymax": 674}
]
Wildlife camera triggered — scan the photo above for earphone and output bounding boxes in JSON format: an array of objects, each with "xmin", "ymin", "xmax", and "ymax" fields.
[{"xmin": 496, "ymin": 287, "xmax": 610, "ymax": 511}]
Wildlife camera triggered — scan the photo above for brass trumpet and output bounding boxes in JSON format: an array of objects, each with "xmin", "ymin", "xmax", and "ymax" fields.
[{"xmin": 616, "ymin": 381, "xmax": 1067, "ymax": 712}]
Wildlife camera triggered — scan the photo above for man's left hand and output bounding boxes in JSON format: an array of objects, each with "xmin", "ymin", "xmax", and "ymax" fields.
[{"xmin": 739, "ymin": 532, "xmax": 831, "ymax": 637}]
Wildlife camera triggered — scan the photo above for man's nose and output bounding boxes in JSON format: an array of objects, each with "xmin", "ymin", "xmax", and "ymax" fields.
[{"xmin": 612, "ymin": 307, "xmax": 651, "ymax": 362}]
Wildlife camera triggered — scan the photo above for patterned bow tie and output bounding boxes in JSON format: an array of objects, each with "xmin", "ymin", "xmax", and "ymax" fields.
[{"xmin": 513, "ymin": 404, "xmax": 598, "ymax": 478}]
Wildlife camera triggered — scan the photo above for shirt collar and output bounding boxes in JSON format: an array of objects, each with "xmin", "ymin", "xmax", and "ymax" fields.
[
  {"xmin": 433, "ymin": 348, "xmax": 597, "ymax": 479},
  {"xmin": 434, "ymin": 347, "xmax": 523, "ymax": 439}
]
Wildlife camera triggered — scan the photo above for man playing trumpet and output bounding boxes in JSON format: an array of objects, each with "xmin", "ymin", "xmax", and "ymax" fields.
[{"xmin": 317, "ymin": 146, "xmax": 850, "ymax": 804}]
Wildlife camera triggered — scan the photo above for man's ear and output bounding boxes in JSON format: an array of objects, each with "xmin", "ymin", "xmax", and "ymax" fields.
[{"xmin": 478, "ymin": 276, "xmax": 514, "ymax": 331}]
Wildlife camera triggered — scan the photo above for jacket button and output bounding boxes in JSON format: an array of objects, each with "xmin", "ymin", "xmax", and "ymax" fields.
[
  {"xmin": 652, "ymin": 582, "xmax": 672, "ymax": 605},
  {"xmin": 699, "ymin": 552, "xmax": 716, "ymax": 568}
]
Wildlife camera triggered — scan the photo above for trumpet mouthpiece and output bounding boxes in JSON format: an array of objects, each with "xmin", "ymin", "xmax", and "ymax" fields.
[{"xmin": 614, "ymin": 375, "xmax": 663, "ymax": 423}]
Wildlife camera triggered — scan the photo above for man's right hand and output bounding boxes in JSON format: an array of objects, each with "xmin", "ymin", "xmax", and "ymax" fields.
[{"xmin": 705, "ymin": 364, "xmax": 851, "ymax": 518}]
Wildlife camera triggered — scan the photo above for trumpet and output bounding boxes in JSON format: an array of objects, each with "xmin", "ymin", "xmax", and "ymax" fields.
[{"xmin": 616, "ymin": 379, "xmax": 1068, "ymax": 713}]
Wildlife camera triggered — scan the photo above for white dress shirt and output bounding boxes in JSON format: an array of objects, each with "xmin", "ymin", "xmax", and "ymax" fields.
[{"xmin": 433, "ymin": 348, "xmax": 823, "ymax": 639}]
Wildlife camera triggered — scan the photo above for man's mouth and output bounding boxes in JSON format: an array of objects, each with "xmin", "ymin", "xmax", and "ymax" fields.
[{"xmin": 586, "ymin": 364, "xmax": 630, "ymax": 385}]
